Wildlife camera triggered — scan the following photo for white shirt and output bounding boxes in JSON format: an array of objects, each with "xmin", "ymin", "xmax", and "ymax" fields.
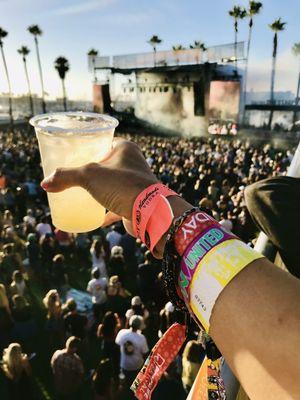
[
  {"xmin": 115, "ymin": 329, "xmax": 149, "ymax": 371},
  {"xmin": 106, "ymin": 231, "xmax": 122, "ymax": 250},
  {"xmin": 36, "ymin": 223, "xmax": 52, "ymax": 237},
  {"xmin": 23, "ymin": 215, "xmax": 36, "ymax": 227},
  {"xmin": 87, "ymin": 278, "xmax": 107, "ymax": 304},
  {"xmin": 90, "ymin": 249, "xmax": 107, "ymax": 278},
  {"xmin": 219, "ymin": 219, "xmax": 233, "ymax": 232}
]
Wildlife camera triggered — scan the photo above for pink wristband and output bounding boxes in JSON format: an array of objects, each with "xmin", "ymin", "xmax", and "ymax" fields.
[{"xmin": 132, "ymin": 183, "xmax": 178, "ymax": 252}]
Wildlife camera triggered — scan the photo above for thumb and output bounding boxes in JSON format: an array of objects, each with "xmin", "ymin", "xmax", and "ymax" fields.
[{"xmin": 41, "ymin": 167, "xmax": 84, "ymax": 192}]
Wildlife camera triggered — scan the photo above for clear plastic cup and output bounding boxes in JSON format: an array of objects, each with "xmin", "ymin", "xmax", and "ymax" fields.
[{"xmin": 30, "ymin": 112, "xmax": 118, "ymax": 233}]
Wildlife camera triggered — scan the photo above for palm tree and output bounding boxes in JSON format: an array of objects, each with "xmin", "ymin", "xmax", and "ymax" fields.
[
  {"xmin": 228, "ymin": 5, "xmax": 247, "ymax": 73},
  {"xmin": 292, "ymin": 42, "xmax": 300, "ymax": 125},
  {"xmin": 147, "ymin": 35, "xmax": 162, "ymax": 66},
  {"xmin": 28, "ymin": 24, "xmax": 46, "ymax": 113},
  {"xmin": 0, "ymin": 27, "xmax": 13, "ymax": 125},
  {"xmin": 87, "ymin": 48, "xmax": 98, "ymax": 82},
  {"xmin": 172, "ymin": 45, "xmax": 185, "ymax": 65},
  {"xmin": 189, "ymin": 40, "xmax": 207, "ymax": 51},
  {"xmin": 190, "ymin": 40, "xmax": 207, "ymax": 64},
  {"xmin": 54, "ymin": 56, "xmax": 70, "ymax": 111},
  {"xmin": 17, "ymin": 46, "xmax": 34, "ymax": 116},
  {"xmin": 268, "ymin": 18, "xmax": 287, "ymax": 128},
  {"xmin": 243, "ymin": 1, "xmax": 263, "ymax": 123}
]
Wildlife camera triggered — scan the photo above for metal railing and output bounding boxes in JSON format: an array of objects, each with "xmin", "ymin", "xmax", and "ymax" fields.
[{"xmin": 88, "ymin": 42, "xmax": 244, "ymax": 70}]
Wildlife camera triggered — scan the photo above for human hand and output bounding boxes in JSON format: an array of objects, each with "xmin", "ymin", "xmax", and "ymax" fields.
[{"xmin": 41, "ymin": 139, "xmax": 158, "ymax": 234}]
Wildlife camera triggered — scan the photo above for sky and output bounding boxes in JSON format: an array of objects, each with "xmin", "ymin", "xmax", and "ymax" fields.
[{"xmin": 0, "ymin": 0, "xmax": 299, "ymax": 101}]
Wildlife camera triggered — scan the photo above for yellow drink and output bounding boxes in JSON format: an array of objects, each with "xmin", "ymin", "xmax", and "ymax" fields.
[{"xmin": 30, "ymin": 112, "xmax": 118, "ymax": 233}]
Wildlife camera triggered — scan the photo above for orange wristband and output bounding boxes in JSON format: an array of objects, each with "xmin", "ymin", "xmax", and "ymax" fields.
[{"xmin": 132, "ymin": 183, "xmax": 178, "ymax": 252}]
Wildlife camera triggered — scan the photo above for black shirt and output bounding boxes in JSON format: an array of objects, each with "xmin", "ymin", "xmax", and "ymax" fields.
[{"xmin": 64, "ymin": 312, "xmax": 87, "ymax": 339}]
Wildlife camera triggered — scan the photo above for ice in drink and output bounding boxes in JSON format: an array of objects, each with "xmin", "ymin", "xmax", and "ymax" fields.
[{"xmin": 30, "ymin": 112, "xmax": 118, "ymax": 233}]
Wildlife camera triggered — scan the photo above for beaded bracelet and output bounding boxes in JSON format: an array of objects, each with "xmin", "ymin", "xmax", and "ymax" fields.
[{"xmin": 162, "ymin": 207, "xmax": 198, "ymax": 311}]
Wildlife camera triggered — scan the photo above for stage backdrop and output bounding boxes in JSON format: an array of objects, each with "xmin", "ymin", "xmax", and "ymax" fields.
[{"xmin": 209, "ymin": 81, "xmax": 240, "ymax": 121}]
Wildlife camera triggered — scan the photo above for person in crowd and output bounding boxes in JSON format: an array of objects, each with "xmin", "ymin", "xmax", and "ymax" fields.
[
  {"xmin": 0, "ymin": 243, "xmax": 22, "ymax": 285},
  {"xmin": 43, "ymin": 289, "xmax": 65, "ymax": 349},
  {"xmin": 152, "ymin": 361, "xmax": 186, "ymax": 400},
  {"xmin": 87, "ymin": 268, "xmax": 107, "ymax": 322},
  {"xmin": 3, "ymin": 209, "xmax": 14, "ymax": 226},
  {"xmin": 159, "ymin": 301, "xmax": 176, "ymax": 337},
  {"xmin": 92, "ymin": 358, "xmax": 114, "ymax": 400},
  {"xmin": 106, "ymin": 275, "xmax": 130, "ymax": 318},
  {"xmin": 36, "ymin": 215, "xmax": 52, "ymax": 237},
  {"xmin": 136, "ymin": 250, "xmax": 158, "ymax": 303},
  {"xmin": 10, "ymin": 270, "xmax": 28, "ymax": 298},
  {"xmin": 1, "ymin": 342, "xmax": 33, "ymax": 400},
  {"xmin": 181, "ymin": 340, "xmax": 206, "ymax": 394},
  {"xmin": 54, "ymin": 229, "xmax": 73, "ymax": 258},
  {"xmin": 64, "ymin": 298, "xmax": 88, "ymax": 340},
  {"xmin": 0, "ymin": 283, "xmax": 13, "ymax": 350},
  {"xmin": 115, "ymin": 315, "xmax": 149, "ymax": 387},
  {"xmin": 39, "ymin": 233, "xmax": 55, "ymax": 274},
  {"xmin": 119, "ymin": 232, "xmax": 137, "ymax": 274},
  {"xmin": 97, "ymin": 311, "xmax": 121, "ymax": 379},
  {"xmin": 245, "ymin": 175, "xmax": 300, "ymax": 278},
  {"xmin": 51, "ymin": 254, "xmax": 69, "ymax": 293},
  {"xmin": 74, "ymin": 233, "xmax": 91, "ymax": 267},
  {"xmin": 11, "ymin": 295, "xmax": 37, "ymax": 350},
  {"xmin": 51, "ymin": 336, "xmax": 84, "ymax": 399},
  {"xmin": 125, "ymin": 296, "xmax": 149, "ymax": 327},
  {"xmin": 219, "ymin": 210, "xmax": 233, "ymax": 232},
  {"xmin": 106, "ymin": 225, "xmax": 122, "ymax": 250},
  {"xmin": 26, "ymin": 233, "xmax": 40, "ymax": 275},
  {"xmin": 108, "ymin": 246, "xmax": 126, "ymax": 283},
  {"xmin": 23, "ymin": 209, "xmax": 36, "ymax": 228},
  {"xmin": 90, "ymin": 238, "xmax": 107, "ymax": 278}
]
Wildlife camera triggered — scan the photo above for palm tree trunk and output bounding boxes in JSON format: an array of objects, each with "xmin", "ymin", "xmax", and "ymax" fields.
[
  {"xmin": 34, "ymin": 36, "xmax": 46, "ymax": 113},
  {"xmin": 61, "ymin": 78, "xmax": 67, "ymax": 111},
  {"xmin": 0, "ymin": 43, "xmax": 13, "ymax": 126},
  {"xmin": 153, "ymin": 46, "xmax": 157, "ymax": 67},
  {"xmin": 92, "ymin": 58, "xmax": 97, "ymax": 82},
  {"xmin": 268, "ymin": 32, "xmax": 277, "ymax": 129},
  {"xmin": 242, "ymin": 19, "xmax": 253, "ymax": 125},
  {"xmin": 23, "ymin": 57, "xmax": 34, "ymax": 116},
  {"xmin": 234, "ymin": 20, "xmax": 238, "ymax": 74}
]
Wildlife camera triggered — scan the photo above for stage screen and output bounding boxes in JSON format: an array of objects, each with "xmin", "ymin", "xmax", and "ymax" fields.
[{"xmin": 208, "ymin": 80, "xmax": 240, "ymax": 135}]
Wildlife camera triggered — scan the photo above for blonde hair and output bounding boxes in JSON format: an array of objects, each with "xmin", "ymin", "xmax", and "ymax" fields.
[
  {"xmin": 0, "ymin": 284, "xmax": 9, "ymax": 309},
  {"xmin": 2, "ymin": 343, "xmax": 26, "ymax": 381},
  {"xmin": 43, "ymin": 289, "xmax": 61, "ymax": 319}
]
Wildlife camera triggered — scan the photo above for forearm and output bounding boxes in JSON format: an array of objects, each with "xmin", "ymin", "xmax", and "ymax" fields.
[
  {"xmin": 211, "ymin": 258, "xmax": 300, "ymax": 399},
  {"xmin": 159, "ymin": 196, "xmax": 300, "ymax": 399}
]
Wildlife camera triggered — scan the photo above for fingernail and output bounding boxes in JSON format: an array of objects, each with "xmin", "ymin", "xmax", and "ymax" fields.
[{"xmin": 41, "ymin": 179, "xmax": 49, "ymax": 190}]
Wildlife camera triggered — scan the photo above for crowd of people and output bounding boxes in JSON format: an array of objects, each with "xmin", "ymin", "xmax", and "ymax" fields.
[{"xmin": 0, "ymin": 127, "xmax": 293, "ymax": 399}]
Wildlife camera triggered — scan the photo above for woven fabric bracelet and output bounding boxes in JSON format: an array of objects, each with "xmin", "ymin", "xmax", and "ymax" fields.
[{"xmin": 162, "ymin": 207, "xmax": 198, "ymax": 311}]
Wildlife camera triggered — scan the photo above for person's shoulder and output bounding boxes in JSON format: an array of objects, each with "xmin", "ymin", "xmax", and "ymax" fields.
[
  {"xmin": 64, "ymin": 311, "xmax": 72, "ymax": 320},
  {"xmin": 52, "ymin": 349, "xmax": 64, "ymax": 360},
  {"xmin": 116, "ymin": 328, "xmax": 129, "ymax": 339}
]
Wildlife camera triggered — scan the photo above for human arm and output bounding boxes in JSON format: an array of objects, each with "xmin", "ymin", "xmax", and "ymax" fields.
[
  {"xmin": 245, "ymin": 176, "xmax": 300, "ymax": 278},
  {"xmin": 41, "ymin": 139, "xmax": 300, "ymax": 399}
]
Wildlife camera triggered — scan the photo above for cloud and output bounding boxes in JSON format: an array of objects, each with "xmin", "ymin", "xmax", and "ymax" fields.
[{"xmin": 52, "ymin": 0, "xmax": 116, "ymax": 16}]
